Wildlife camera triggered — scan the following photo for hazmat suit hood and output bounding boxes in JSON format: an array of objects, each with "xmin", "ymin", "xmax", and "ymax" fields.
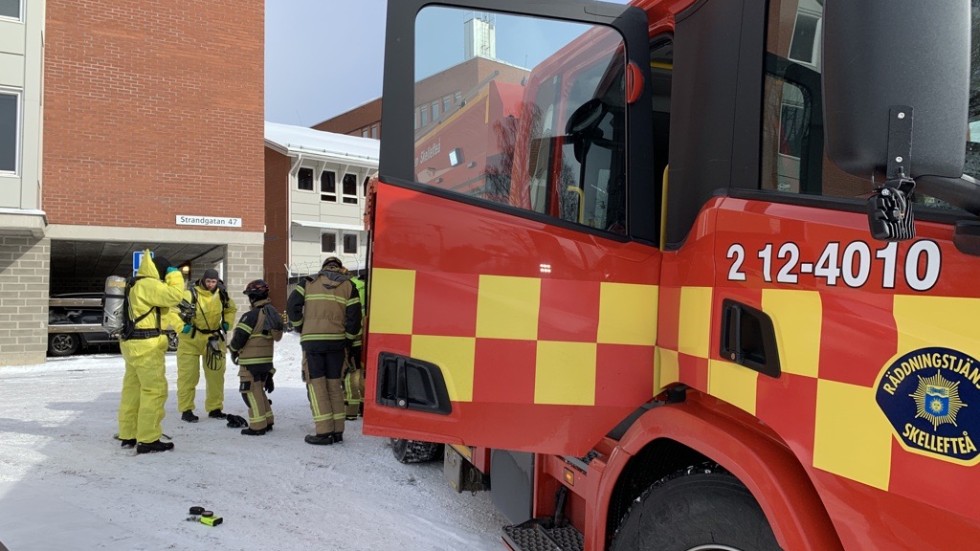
[{"xmin": 136, "ymin": 250, "xmax": 161, "ymax": 280}]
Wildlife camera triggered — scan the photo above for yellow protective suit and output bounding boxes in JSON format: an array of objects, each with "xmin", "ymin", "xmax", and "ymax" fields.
[
  {"xmin": 176, "ymin": 282, "xmax": 237, "ymax": 414},
  {"xmin": 117, "ymin": 251, "xmax": 185, "ymax": 444}
]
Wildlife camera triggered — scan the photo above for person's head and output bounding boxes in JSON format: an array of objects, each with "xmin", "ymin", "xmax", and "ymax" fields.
[
  {"xmin": 322, "ymin": 256, "xmax": 344, "ymax": 273},
  {"xmin": 152, "ymin": 255, "xmax": 172, "ymax": 281},
  {"xmin": 201, "ymin": 269, "xmax": 220, "ymax": 291},
  {"xmin": 243, "ymin": 279, "xmax": 270, "ymax": 303}
]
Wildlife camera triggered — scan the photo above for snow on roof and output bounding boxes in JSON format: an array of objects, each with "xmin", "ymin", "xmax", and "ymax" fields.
[{"xmin": 265, "ymin": 121, "xmax": 379, "ymax": 167}]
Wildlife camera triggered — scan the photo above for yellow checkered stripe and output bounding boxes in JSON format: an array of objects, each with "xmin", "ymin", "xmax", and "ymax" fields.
[
  {"xmin": 658, "ymin": 287, "xmax": 980, "ymax": 490},
  {"xmin": 371, "ymin": 268, "xmax": 658, "ymax": 406}
]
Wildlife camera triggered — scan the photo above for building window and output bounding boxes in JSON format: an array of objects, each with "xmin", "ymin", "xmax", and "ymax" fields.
[
  {"xmin": 0, "ymin": 0, "xmax": 21, "ymax": 20},
  {"xmin": 321, "ymin": 171, "xmax": 337, "ymax": 202},
  {"xmin": 297, "ymin": 167, "xmax": 314, "ymax": 191},
  {"xmin": 371, "ymin": 124, "xmax": 379, "ymax": 139},
  {"xmin": 361, "ymin": 128, "xmax": 370, "ymax": 138},
  {"xmin": 342, "ymin": 173, "xmax": 358, "ymax": 204},
  {"xmin": 420, "ymin": 105, "xmax": 430, "ymax": 127},
  {"xmin": 343, "ymin": 233, "xmax": 358, "ymax": 254},
  {"xmin": 443, "ymin": 95, "xmax": 452, "ymax": 114},
  {"xmin": 321, "ymin": 232, "xmax": 337, "ymax": 253},
  {"xmin": 454, "ymin": 91, "xmax": 462, "ymax": 105},
  {"xmin": 0, "ymin": 91, "xmax": 17, "ymax": 173},
  {"xmin": 431, "ymin": 100, "xmax": 441, "ymax": 121}
]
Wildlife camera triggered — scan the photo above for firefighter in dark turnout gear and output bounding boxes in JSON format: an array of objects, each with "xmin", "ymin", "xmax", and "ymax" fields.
[
  {"xmin": 287, "ymin": 257, "xmax": 362, "ymax": 445},
  {"xmin": 228, "ymin": 279, "xmax": 283, "ymax": 436}
]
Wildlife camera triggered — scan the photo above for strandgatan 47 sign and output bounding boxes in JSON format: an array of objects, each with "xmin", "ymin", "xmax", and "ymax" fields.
[
  {"xmin": 176, "ymin": 215, "xmax": 242, "ymax": 228},
  {"xmin": 875, "ymin": 347, "xmax": 980, "ymax": 464}
]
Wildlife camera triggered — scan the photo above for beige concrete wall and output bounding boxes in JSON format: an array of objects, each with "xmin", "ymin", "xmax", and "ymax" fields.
[{"xmin": 0, "ymin": 235, "xmax": 49, "ymax": 366}]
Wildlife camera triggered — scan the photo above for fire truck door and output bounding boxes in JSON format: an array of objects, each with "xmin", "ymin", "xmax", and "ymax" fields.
[{"xmin": 364, "ymin": 0, "xmax": 659, "ymax": 456}]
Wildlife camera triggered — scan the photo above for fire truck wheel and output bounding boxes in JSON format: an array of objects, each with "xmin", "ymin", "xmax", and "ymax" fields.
[
  {"xmin": 390, "ymin": 438, "xmax": 444, "ymax": 464},
  {"xmin": 610, "ymin": 465, "xmax": 779, "ymax": 551}
]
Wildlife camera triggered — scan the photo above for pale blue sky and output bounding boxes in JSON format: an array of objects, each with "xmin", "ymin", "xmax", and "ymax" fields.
[
  {"xmin": 265, "ymin": 0, "xmax": 387, "ymax": 127},
  {"xmin": 264, "ymin": 0, "xmax": 631, "ymax": 127}
]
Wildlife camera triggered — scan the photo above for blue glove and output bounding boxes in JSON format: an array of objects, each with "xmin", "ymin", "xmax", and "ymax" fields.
[
  {"xmin": 166, "ymin": 266, "xmax": 179, "ymax": 274},
  {"xmin": 181, "ymin": 324, "xmax": 192, "ymax": 334},
  {"xmin": 222, "ymin": 322, "xmax": 229, "ymax": 331}
]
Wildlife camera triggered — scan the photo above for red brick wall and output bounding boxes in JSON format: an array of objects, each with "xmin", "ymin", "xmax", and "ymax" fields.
[
  {"xmin": 264, "ymin": 149, "xmax": 290, "ymax": 310},
  {"xmin": 42, "ymin": 0, "xmax": 265, "ymax": 232},
  {"xmin": 313, "ymin": 98, "xmax": 382, "ymax": 137}
]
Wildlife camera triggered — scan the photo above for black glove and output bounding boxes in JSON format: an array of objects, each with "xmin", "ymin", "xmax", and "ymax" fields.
[
  {"xmin": 230, "ymin": 350, "xmax": 239, "ymax": 365},
  {"xmin": 264, "ymin": 374, "xmax": 274, "ymax": 394}
]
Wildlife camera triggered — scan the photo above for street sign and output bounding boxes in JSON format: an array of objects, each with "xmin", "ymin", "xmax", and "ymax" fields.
[{"xmin": 133, "ymin": 251, "xmax": 153, "ymax": 278}]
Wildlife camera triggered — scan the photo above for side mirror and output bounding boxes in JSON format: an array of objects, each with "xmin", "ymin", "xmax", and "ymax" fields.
[
  {"xmin": 822, "ymin": 0, "xmax": 970, "ymax": 181},
  {"xmin": 823, "ymin": 0, "xmax": 971, "ymax": 239},
  {"xmin": 565, "ymin": 98, "xmax": 607, "ymax": 162}
]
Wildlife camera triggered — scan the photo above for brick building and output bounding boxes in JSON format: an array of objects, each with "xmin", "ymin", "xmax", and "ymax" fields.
[{"xmin": 0, "ymin": 0, "xmax": 265, "ymax": 366}]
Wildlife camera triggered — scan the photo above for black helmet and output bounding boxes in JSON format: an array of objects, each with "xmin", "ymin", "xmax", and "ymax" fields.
[
  {"xmin": 322, "ymin": 256, "xmax": 344, "ymax": 271},
  {"xmin": 243, "ymin": 279, "xmax": 269, "ymax": 301}
]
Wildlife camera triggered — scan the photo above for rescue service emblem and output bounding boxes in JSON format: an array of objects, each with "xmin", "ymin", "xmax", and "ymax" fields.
[{"xmin": 875, "ymin": 347, "xmax": 980, "ymax": 464}]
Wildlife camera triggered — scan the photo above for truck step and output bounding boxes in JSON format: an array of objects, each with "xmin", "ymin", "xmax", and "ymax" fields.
[{"xmin": 502, "ymin": 520, "xmax": 583, "ymax": 551}]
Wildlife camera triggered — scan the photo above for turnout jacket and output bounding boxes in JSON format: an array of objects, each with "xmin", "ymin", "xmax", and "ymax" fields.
[
  {"xmin": 229, "ymin": 298, "xmax": 283, "ymax": 368},
  {"xmin": 287, "ymin": 269, "xmax": 361, "ymax": 352}
]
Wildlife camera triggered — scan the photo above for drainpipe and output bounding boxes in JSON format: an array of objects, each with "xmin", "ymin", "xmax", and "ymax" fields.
[{"xmin": 287, "ymin": 154, "xmax": 305, "ymax": 307}]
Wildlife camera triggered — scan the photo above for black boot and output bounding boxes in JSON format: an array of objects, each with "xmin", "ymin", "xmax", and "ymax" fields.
[
  {"xmin": 265, "ymin": 423, "xmax": 274, "ymax": 432},
  {"xmin": 304, "ymin": 433, "xmax": 334, "ymax": 445},
  {"xmin": 136, "ymin": 440, "xmax": 175, "ymax": 454},
  {"xmin": 119, "ymin": 438, "xmax": 136, "ymax": 448},
  {"xmin": 241, "ymin": 427, "xmax": 267, "ymax": 436},
  {"xmin": 332, "ymin": 432, "xmax": 343, "ymax": 443},
  {"xmin": 208, "ymin": 409, "xmax": 227, "ymax": 419},
  {"xmin": 181, "ymin": 410, "xmax": 199, "ymax": 423}
]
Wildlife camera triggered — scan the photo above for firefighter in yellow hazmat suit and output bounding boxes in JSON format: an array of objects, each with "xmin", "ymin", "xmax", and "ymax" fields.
[
  {"xmin": 117, "ymin": 250, "xmax": 185, "ymax": 454},
  {"xmin": 176, "ymin": 269, "xmax": 237, "ymax": 422}
]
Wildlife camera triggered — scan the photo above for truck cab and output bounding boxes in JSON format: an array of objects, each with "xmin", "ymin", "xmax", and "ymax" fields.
[{"xmin": 364, "ymin": 1, "xmax": 980, "ymax": 549}]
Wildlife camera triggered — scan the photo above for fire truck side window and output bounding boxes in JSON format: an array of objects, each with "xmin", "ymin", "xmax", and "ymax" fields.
[
  {"xmin": 413, "ymin": 7, "xmax": 628, "ymax": 235},
  {"xmin": 762, "ymin": 0, "xmax": 975, "ymax": 212}
]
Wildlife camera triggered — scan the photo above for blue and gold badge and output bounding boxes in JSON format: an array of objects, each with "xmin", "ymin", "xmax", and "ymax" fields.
[{"xmin": 875, "ymin": 347, "xmax": 980, "ymax": 464}]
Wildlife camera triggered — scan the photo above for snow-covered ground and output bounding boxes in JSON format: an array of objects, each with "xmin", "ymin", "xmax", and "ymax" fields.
[{"xmin": 0, "ymin": 332, "xmax": 507, "ymax": 550}]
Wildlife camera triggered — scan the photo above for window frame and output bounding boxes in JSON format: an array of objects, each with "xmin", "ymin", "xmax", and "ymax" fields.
[
  {"xmin": 379, "ymin": 0, "xmax": 656, "ymax": 245},
  {"xmin": 320, "ymin": 231, "xmax": 338, "ymax": 254},
  {"xmin": 0, "ymin": 0, "xmax": 22, "ymax": 22},
  {"xmin": 342, "ymin": 173, "xmax": 359, "ymax": 204},
  {"xmin": 0, "ymin": 88, "xmax": 19, "ymax": 175},
  {"xmin": 342, "ymin": 232, "xmax": 358, "ymax": 254},
  {"xmin": 296, "ymin": 167, "xmax": 315, "ymax": 192},
  {"xmin": 321, "ymin": 170, "xmax": 337, "ymax": 202}
]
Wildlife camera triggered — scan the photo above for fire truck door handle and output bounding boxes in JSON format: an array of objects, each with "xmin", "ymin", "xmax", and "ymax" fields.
[
  {"xmin": 719, "ymin": 299, "xmax": 781, "ymax": 378},
  {"xmin": 395, "ymin": 358, "xmax": 408, "ymax": 408},
  {"xmin": 375, "ymin": 352, "xmax": 453, "ymax": 414}
]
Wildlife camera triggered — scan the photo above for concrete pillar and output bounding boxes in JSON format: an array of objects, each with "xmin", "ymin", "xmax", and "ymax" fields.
[{"xmin": 224, "ymin": 243, "xmax": 265, "ymax": 317}]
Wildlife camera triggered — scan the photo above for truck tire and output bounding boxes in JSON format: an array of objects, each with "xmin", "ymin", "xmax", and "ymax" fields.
[
  {"xmin": 391, "ymin": 438, "xmax": 443, "ymax": 464},
  {"xmin": 48, "ymin": 333, "xmax": 80, "ymax": 357},
  {"xmin": 610, "ymin": 464, "xmax": 780, "ymax": 551}
]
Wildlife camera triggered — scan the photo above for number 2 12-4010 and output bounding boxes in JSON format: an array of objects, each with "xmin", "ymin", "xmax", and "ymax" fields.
[{"xmin": 725, "ymin": 240, "xmax": 941, "ymax": 291}]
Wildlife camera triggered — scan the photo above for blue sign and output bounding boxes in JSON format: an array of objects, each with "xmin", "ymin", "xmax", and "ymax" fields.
[
  {"xmin": 132, "ymin": 251, "xmax": 153, "ymax": 278},
  {"xmin": 875, "ymin": 347, "xmax": 980, "ymax": 463}
]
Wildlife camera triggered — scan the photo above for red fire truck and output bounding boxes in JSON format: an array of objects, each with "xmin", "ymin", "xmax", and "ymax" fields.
[{"xmin": 363, "ymin": 0, "xmax": 980, "ymax": 549}]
